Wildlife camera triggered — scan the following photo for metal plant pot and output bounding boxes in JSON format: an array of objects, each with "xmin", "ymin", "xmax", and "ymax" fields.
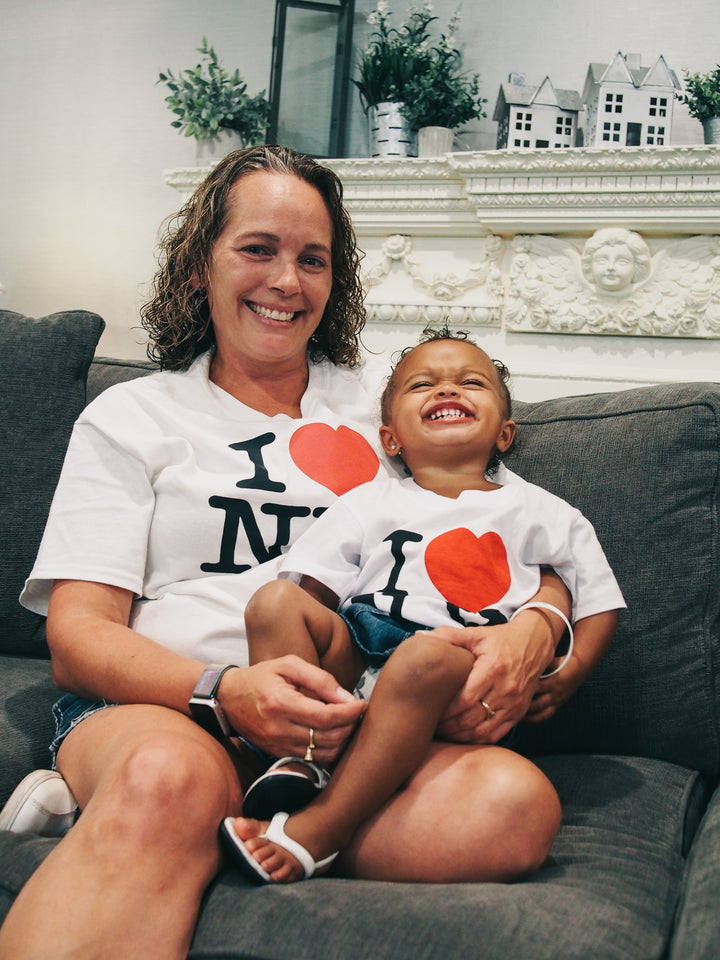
[
  {"xmin": 702, "ymin": 117, "xmax": 720, "ymax": 144},
  {"xmin": 368, "ymin": 102, "xmax": 417, "ymax": 158}
]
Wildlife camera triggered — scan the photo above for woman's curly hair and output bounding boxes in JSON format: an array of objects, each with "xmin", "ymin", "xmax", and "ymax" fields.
[{"xmin": 141, "ymin": 145, "xmax": 366, "ymax": 370}]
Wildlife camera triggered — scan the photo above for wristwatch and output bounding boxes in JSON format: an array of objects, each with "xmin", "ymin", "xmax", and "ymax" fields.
[{"xmin": 188, "ymin": 663, "xmax": 238, "ymax": 739}]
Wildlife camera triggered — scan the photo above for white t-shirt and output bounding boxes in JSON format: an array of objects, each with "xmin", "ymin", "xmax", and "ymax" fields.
[
  {"xmin": 21, "ymin": 351, "xmax": 392, "ymax": 665},
  {"xmin": 279, "ymin": 474, "xmax": 625, "ymax": 630}
]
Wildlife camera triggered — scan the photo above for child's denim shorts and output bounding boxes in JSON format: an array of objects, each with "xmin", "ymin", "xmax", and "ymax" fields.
[
  {"xmin": 50, "ymin": 694, "xmax": 117, "ymax": 769},
  {"xmin": 340, "ymin": 602, "xmax": 429, "ymax": 667}
]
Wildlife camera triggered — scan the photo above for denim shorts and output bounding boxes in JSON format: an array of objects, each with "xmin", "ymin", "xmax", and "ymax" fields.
[
  {"xmin": 49, "ymin": 694, "xmax": 117, "ymax": 769},
  {"xmin": 340, "ymin": 602, "xmax": 428, "ymax": 668}
]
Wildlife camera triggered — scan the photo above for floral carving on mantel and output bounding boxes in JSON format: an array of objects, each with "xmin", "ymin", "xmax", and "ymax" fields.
[
  {"xmin": 362, "ymin": 234, "xmax": 503, "ymax": 327},
  {"xmin": 364, "ymin": 302, "xmax": 498, "ymax": 326},
  {"xmin": 447, "ymin": 144, "xmax": 720, "ymax": 174},
  {"xmin": 504, "ymin": 230, "xmax": 720, "ymax": 337}
]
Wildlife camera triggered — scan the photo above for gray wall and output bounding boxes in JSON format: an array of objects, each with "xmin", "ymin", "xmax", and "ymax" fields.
[{"xmin": 1, "ymin": 0, "xmax": 716, "ymax": 358}]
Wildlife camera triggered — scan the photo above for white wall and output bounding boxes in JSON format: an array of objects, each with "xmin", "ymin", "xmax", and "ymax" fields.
[
  {"xmin": 1, "ymin": 0, "xmax": 275, "ymax": 358},
  {"xmin": 1, "ymin": 0, "xmax": 717, "ymax": 364}
]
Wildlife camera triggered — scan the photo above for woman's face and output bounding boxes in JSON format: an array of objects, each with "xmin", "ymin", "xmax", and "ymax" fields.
[{"xmin": 206, "ymin": 170, "xmax": 333, "ymax": 374}]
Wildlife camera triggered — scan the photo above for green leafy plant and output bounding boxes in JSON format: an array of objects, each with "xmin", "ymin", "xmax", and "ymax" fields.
[
  {"xmin": 676, "ymin": 65, "xmax": 720, "ymax": 123},
  {"xmin": 158, "ymin": 37, "xmax": 270, "ymax": 143},
  {"xmin": 353, "ymin": 2, "xmax": 486, "ymax": 131}
]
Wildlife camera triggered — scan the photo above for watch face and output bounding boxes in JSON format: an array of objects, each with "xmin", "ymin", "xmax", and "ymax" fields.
[{"xmin": 189, "ymin": 698, "xmax": 232, "ymax": 739}]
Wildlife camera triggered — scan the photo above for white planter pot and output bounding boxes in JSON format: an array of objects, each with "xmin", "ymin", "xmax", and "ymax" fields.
[
  {"xmin": 195, "ymin": 130, "xmax": 246, "ymax": 166},
  {"xmin": 368, "ymin": 102, "xmax": 417, "ymax": 158},
  {"xmin": 702, "ymin": 117, "xmax": 720, "ymax": 144},
  {"xmin": 418, "ymin": 126, "xmax": 455, "ymax": 157}
]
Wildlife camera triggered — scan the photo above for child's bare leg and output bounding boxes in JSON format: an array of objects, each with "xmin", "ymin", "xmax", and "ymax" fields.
[
  {"xmin": 245, "ymin": 579, "xmax": 365, "ymax": 690},
  {"xmin": 233, "ymin": 632, "xmax": 474, "ymax": 882}
]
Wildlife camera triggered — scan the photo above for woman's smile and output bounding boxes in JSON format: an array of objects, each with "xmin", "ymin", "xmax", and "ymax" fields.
[{"xmin": 246, "ymin": 301, "xmax": 298, "ymax": 323}]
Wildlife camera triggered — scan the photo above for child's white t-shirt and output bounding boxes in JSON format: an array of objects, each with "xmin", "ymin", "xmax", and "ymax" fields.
[{"xmin": 279, "ymin": 474, "xmax": 626, "ymax": 629}]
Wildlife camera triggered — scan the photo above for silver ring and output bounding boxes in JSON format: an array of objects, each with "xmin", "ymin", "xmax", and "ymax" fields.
[
  {"xmin": 304, "ymin": 727, "xmax": 316, "ymax": 762},
  {"xmin": 481, "ymin": 700, "xmax": 496, "ymax": 721}
]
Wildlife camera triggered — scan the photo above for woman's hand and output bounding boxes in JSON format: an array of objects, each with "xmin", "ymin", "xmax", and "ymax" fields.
[
  {"xmin": 433, "ymin": 615, "xmax": 556, "ymax": 743},
  {"xmin": 435, "ymin": 569, "xmax": 572, "ymax": 743},
  {"xmin": 221, "ymin": 655, "xmax": 366, "ymax": 766}
]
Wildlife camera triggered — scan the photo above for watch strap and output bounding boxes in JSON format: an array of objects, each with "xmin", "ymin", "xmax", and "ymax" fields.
[{"xmin": 192, "ymin": 663, "xmax": 238, "ymax": 700}]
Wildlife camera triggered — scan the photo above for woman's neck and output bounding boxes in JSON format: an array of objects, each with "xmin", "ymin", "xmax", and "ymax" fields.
[{"xmin": 209, "ymin": 352, "xmax": 310, "ymax": 418}]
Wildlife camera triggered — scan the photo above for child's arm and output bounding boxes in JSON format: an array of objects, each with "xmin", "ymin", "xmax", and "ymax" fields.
[{"xmin": 524, "ymin": 609, "xmax": 619, "ymax": 724}]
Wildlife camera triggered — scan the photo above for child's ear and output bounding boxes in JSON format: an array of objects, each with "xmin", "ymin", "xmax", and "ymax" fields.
[
  {"xmin": 496, "ymin": 419, "xmax": 517, "ymax": 453},
  {"xmin": 379, "ymin": 425, "xmax": 401, "ymax": 457}
]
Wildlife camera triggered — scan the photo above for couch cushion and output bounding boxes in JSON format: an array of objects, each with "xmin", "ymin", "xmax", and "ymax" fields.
[
  {"xmin": 508, "ymin": 383, "xmax": 720, "ymax": 777},
  {"xmin": 669, "ymin": 782, "xmax": 720, "ymax": 960},
  {"xmin": 0, "ymin": 657, "xmax": 57, "ymax": 807},
  {"xmin": 0, "ymin": 310, "xmax": 105, "ymax": 657},
  {"xmin": 194, "ymin": 756, "xmax": 706, "ymax": 960},
  {"xmin": 0, "ymin": 754, "xmax": 704, "ymax": 960}
]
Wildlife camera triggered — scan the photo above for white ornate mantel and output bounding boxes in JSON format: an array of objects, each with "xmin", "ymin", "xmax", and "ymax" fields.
[{"xmin": 164, "ymin": 146, "xmax": 720, "ymax": 398}]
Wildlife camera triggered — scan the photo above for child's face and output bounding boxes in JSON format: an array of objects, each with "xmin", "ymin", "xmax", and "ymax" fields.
[{"xmin": 379, "ymin": 339, "xmax": 516, "ymax": 475}]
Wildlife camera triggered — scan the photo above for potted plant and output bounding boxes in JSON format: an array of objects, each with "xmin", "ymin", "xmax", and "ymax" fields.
[
  {"xmin": 159, "ymin": 37, "xmax": 270, "ymax": 163},
  {"xmin": 353, "ymin": 3, "xmax": 486, "ymax": 158},
  {"xmin": 401, "ymin": 17, "xmax": 487, "ymax": 157},
  {"xmin": 675, "ymin": 65, "xmax": 720, "ymax": 144}
]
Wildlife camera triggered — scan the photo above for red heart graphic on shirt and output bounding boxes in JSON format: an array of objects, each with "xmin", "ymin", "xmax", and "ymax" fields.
[
  {"xmin": 289, "ymin": 423, "xmax": 380, "ymax": 497},
  {"xmin": 425, "ymin": 529, "xmax": 511, "ymax": 612}
]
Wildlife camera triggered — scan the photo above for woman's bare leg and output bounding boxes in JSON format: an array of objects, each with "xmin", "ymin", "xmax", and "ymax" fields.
[
  {"xmin": 232, "ymin": 633, "xmax": 476, "ymax": 881},
  {"xmin": 0, "ymin": 704, "xmax": 244, "ymax": 960},
  {"xmin": 341, "ymin": 739, "xmax": 561, "ymax": 883}
]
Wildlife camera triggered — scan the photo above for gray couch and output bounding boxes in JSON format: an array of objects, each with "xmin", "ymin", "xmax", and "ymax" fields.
[{"xmin": 1, "ymin": 308, "xmax": 719, "ymax": 960}]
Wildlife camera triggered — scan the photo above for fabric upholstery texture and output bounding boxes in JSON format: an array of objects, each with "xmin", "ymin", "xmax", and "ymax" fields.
[
  {"xmin": 669, "ymin": 785, "xmax": 720, "ymax": 960},
  {"xmin": 0, "ymin": 310, "xmax": 105, "ymax": 657},
  {"xmin": 509, "ymin": 385, "xmax": 720, "ymax": 776},
  {"xmin": 0, "ymin": 659, "xmax": 56, "ymax": 809}
]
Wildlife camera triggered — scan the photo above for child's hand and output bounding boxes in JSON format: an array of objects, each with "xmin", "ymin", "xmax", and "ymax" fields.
[
  {"xmin": 524, "ymin": 655, "xmax": 585, "ymax": 723},
  {"xmin": 525, "ymin": 609, "xmax": 619, "ymax": 724}
]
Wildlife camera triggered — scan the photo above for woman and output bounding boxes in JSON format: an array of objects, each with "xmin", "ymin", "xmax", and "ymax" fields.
[{"xmin": 0, "ymin": 147, "xmax": 565, "ymax": 960}]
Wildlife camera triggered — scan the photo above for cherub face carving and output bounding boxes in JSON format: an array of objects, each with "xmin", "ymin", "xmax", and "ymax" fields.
[{"xmin": 590, "ymin": 242, "xmax": 636, "ymax": 291}]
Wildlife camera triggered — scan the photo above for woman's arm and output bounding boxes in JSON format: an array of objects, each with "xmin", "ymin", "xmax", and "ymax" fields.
[
  {"xmin": 47, "ymin": 579, "xmax": 364, "ymax": 766},
  {"xmin": 435, "ymin": 568, "xmax": 571, "ymax": 743}
]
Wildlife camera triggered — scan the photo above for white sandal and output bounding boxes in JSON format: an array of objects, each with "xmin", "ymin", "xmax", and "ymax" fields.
[
  {"xmin": 220, "ymin": 811, "xmax": 338, "ymax": 884},
  {"xmin": 242, "ymin": 756, "xmax": 329, "ymax": 819}
]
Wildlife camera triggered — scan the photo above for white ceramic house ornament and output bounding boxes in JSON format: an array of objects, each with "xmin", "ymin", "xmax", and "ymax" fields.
[
  {"xmin": 581, "ymin": 52, "xmax": 680, "ymax": 146},
  {"xmin": 493, "ymin": 74, "xmax": 581, "ymax": 149}
]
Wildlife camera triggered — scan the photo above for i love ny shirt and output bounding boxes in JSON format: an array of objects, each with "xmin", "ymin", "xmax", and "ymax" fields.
[
  {"xmin": 279, "ymin": 474, "xmax": 626, "ymax": 634},
  {"xmin": 21, "ymin": 351, "xmax": 391, "ymax": 665}
]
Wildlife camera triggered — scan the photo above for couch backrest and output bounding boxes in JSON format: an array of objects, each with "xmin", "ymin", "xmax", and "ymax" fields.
[
  {"xmin": 0, "ymin": 310, "xmax": 106, "ymax": 658},
  {"xmin": 3, "ymin": 315, "xmax": 719, "ymax": 776},
  {"xmin": 86, "ymin": 356, "xmax": 155, "ymax": 403},
  {"xmin": 509, "ymin": 383, "xmax": 720, "ymax": 777}
]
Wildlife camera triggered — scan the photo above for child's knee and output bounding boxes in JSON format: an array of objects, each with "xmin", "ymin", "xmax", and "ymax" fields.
[
  {"xmin": 245, "ymin": 579, "xmax": 303, "ymax": 631},
  {"xmin": 385, "ymin": 632, "xmax": 471, "ymax": 693}
]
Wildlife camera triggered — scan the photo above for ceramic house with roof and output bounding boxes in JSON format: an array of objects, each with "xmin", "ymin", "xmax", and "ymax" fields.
[
  {"xmin": 493, "ymin": 74, "xmax": 581, "ymax": 149},
  {"xmin": 582, "ymin": 52, "xmax": 680, "ymax": 146}
]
